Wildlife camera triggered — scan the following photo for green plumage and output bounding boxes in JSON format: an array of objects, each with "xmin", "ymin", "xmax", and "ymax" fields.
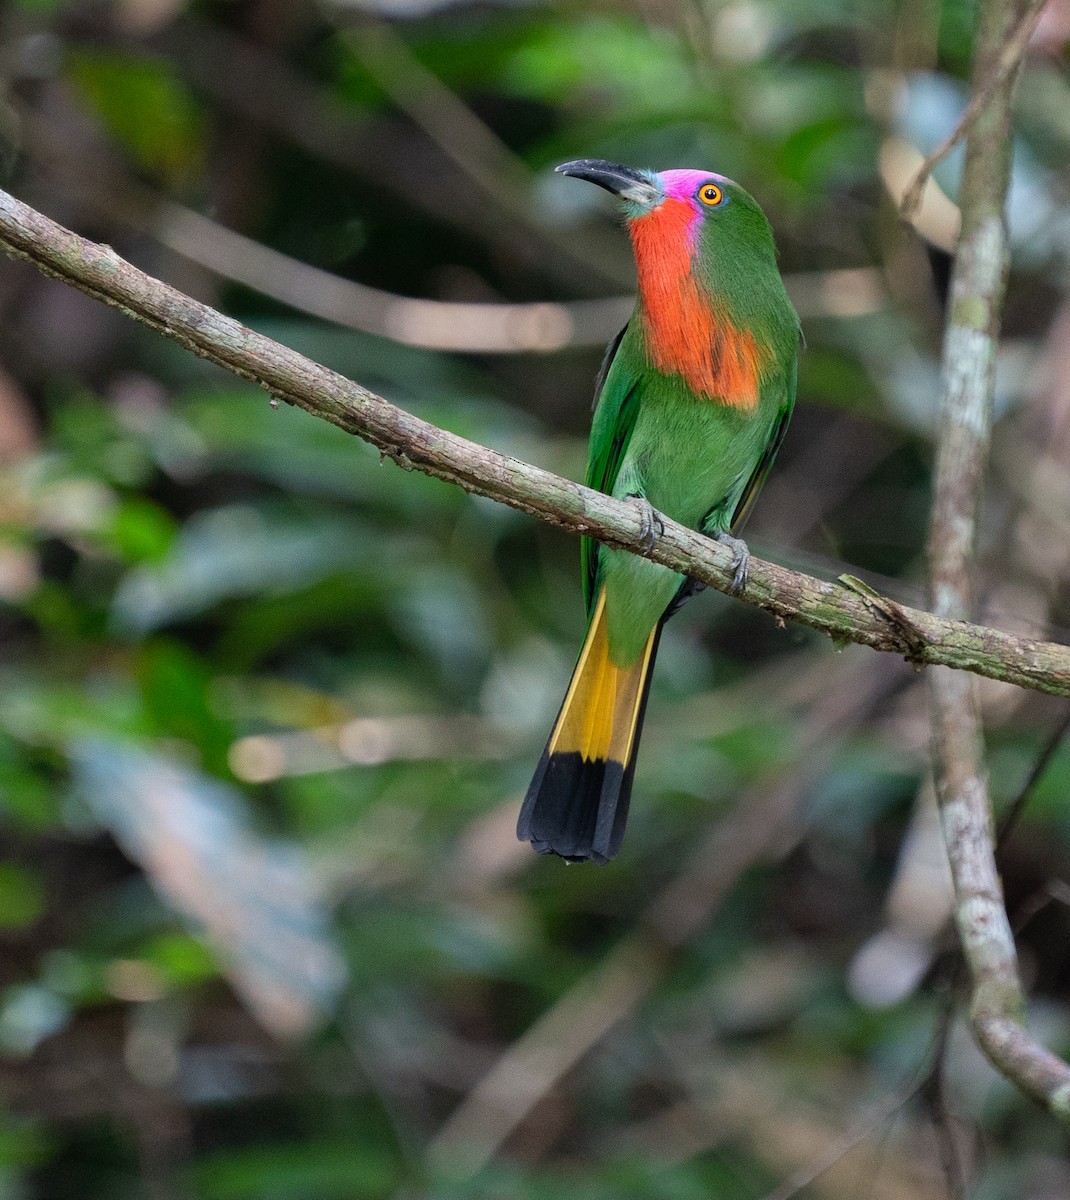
[
  {"xmin": 518, "ymin": 161, "xmax": 800, "ymax": 863},
  {"xmin": 584, "ymin": 185, "xmax": 799, "ymax": 665}
]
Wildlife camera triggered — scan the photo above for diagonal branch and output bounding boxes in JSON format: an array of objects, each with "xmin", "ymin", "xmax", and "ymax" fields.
[
  {"xmin": 927, "ymin": 0, "xmax": 1070, "ymax": 1123},
  {"xmin": 899, "ymin": 0, "xmax": 1047, "ymax": 220},
  {"xmin": 1, "ymin": 185, "xmax": 1070, "ymax": 698}
]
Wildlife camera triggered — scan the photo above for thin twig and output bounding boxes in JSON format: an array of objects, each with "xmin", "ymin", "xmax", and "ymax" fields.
[
  {"xmin": 995, "ymin": 707, "xmax": 1070, "ymax": 855},
  {"xmin": 759, "ymin": 999, "xmax": 957, "ymax": 1200},
  {"xmin": 1, "ymin": 186, "xmax": 1070, "ymax": 698},
  {"xmin": 927, "ymin": 0, "xmax": 1070, "ymax": 1125},
  {"xmin": 919, "ymin": 1003, "xmax": 967, "ymax": 1200},
  {"xmin": 346, "ymin": 18, "xmax": 633, "ymax": 287},
  {"xmin": 900, "ymin": 0, "xmax": 1047, "ymax": 220}
]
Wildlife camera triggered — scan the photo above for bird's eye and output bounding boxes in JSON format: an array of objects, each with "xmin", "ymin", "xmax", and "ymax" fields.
[{"xmin": 698, "ymin": 183, "xmax": 723, "ymax": 207}]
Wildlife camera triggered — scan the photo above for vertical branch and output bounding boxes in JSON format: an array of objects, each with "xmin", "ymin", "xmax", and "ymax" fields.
[{"xmin": 928, "ymin": 0, "xmax": 1070, "ymax": 1118}]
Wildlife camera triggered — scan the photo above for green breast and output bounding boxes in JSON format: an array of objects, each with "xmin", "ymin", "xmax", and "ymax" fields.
[{"xmin": 592, "ymin": 332, "xmax": 795, "ymax": 667}]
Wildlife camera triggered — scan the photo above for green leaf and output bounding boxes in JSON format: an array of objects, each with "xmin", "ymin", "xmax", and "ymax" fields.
[
  {"xmin": 141, "ymin": 933, "xmax": 219, "ymax": 985},
  {"xmin": 110, "ymin": 497, "xmax": 177, "ymax": 564},
  {"xmin": 0, "ymin": 865, "xmax": 45, "ymax": 930},
  {"xmin": 192, "ymin": 1142, "xmax": 397, "ymax": 1200},
  {"xmin": 66, "ymin": 49, "xmax": 204, "ymax": 185}
]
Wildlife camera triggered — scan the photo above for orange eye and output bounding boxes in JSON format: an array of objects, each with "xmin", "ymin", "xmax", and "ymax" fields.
[{"xmin": 699, "ymin": 183, "xmax": 723, "ymax": 206}]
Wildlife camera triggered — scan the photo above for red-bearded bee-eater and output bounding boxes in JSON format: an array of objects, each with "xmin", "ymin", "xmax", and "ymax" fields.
[{"xmin": 517, "ymin": 160, "xmax": 800, "ymax": 864}]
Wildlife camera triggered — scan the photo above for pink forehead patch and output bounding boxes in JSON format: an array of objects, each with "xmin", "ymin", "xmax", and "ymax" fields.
[{"xmin": 658, "ymin": 169, "xmax": 727, "ymax": 202}]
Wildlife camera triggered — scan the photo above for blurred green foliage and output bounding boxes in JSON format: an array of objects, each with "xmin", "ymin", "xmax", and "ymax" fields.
[
  {"xmin": 67, "ymin": 49, "xmax": 205, "ymax": 185},
  {"xmin": 1, "ymin": 0, "xmax": 1070, "ymax": 1196}
]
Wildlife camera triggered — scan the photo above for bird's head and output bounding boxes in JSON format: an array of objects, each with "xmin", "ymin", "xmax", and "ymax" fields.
[
  {"xmin": 555, "ymin": 159, "xmax": 774, "ymax": 262},
  {"xmin": 555, "ymin": 159, "xmax": 795, "ymax": 405}
]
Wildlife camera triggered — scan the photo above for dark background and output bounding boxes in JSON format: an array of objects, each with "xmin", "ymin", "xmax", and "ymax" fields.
[{"xmin": 1, "ymin": 0, "xmax": 1070, "ymax": 1195}]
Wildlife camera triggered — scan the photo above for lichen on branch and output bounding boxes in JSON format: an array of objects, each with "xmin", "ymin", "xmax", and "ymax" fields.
[
  {"xmin": 926, "ymin": 0, "xmax": 1070, "ymax": 1124},
  {"xmin": 1, "ymin": 186, "xmax": 1070, "ymax": 703}
]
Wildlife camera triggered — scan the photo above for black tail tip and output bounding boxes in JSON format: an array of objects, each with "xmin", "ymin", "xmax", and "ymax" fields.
[{"xmin": 517, "ymin": 751, "xmax": 630, "ymax": 865}]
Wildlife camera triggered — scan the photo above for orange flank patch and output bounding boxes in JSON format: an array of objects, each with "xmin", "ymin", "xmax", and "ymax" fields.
[{"xmin": 628, "ymin": 198, "xmax": 768, "ymax": 409}]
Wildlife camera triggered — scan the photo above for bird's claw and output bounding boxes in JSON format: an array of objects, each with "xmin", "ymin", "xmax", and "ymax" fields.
[
  {"xmin": 627, "ymin": 496, "xmax": 664, "ymax": 556},
  {"xmin": 714, "ymin": 531, "xmax": 750, "ymax": 593}
]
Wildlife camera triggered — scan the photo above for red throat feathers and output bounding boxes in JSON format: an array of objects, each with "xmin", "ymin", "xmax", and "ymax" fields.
[{"xmin": 628, "ymin": 197, "xmax": 767, "ymax": 409}]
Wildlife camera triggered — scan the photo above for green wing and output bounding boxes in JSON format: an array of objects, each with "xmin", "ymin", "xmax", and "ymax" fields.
[
  {"xmin": 582, "ymin": 326, "xmax": 641, "ymax": 614},
  {"xmin": 729, "ymin": 358, "xmax": 797, "ymax": 534}
]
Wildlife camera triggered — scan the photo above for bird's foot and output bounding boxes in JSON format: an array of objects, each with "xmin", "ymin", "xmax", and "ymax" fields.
[
  {"xmin": 626, "ymin": 495, "xmax": 664, "ymax": 556},
  {"xmin": 714, "ymin": 531, "xmax": 750, "ymax": 593}
]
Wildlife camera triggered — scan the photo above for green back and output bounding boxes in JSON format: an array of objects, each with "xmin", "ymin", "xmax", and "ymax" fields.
[{"xmin": 580, "ymin": 180, "xmax": 800, "ymax": 620}]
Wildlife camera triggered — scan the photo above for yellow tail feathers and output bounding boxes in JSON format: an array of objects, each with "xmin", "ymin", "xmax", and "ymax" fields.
[
  {"xmin": 548, "ymin": 587, "xmax": 657, "ymax": 767},
  {"xmin": 518, "ymin": 586, "xmax": 662, "ymax": 862}
]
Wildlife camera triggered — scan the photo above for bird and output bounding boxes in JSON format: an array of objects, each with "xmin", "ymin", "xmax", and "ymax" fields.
[{"xmin": 517, "ymin": 160, "xmax": 800, "ymax": 865}]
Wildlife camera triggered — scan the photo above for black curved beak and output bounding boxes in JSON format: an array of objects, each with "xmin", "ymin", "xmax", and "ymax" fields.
[{"xmin": 555, "ymin": 159, "xmax": 661, "ymax": 205}]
